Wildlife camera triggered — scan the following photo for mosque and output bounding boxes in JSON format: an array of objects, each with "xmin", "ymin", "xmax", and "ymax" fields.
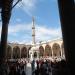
[{"xmin": 6, "ymin": 17, "xmax": 65, "ymax": 61}]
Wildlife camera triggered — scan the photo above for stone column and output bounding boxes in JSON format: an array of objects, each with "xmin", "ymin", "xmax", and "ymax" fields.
[
  {"xmin": 20, "ymin": 48, "xmax": 21, "ymax": 59},
  {"xmin": 60, "ymin": 47, "xmax": 63, "ymax": 58},
  {"xmin": 0, "ymin": 0, "xmax": 13, "ymax": 75},
  {"xmin": 11, "ymin": 48, "xmax": 13, "ymax": 59},
  {"xmin": 51, "ymin": 48, "xmax": 54, "ymax": 58},
  {"xmin": 58, "ymin": 0, "xmax": 75, "ymax": 74},
  {"xmin": 0, "ymin": 0, "xmax": 12, "ymax": 60}
]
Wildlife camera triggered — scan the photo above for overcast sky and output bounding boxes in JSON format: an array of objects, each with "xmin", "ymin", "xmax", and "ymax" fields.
[{"xmin": 0, "ymin": 0, "xmax": 62, "ymax": 44}]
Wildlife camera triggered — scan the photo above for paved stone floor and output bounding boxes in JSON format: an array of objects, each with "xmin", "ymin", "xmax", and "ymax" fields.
[
  {"xmin": 26, "ymin": 63, "xmax": 32, "ymax": 75},
  {"xmin": 26, "ymin": 63, "xmax": 52, "ymax": 75}
]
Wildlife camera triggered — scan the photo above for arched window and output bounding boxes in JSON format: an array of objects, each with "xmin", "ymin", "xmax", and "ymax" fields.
[
  {"xmin": 52, "ymin": 43, "xmax": 61, "ymax": 57},
  {"xmin": 45, "ymin": 45, "xmax": 52, "ymax": 56},
  {"xmin": 6, "ymin": 45, "xmax": 12, "ymax": 59},
  {"xmin": 39, "ymin": 46, "xmax": 44, "ymax": 57},
  {"xmin": 13, "ymin": 46, "xmax": 20, "ymax": 59},
  {"xmin": 21, "ymin": 47, "xmax": 27, "ymax": 58}
]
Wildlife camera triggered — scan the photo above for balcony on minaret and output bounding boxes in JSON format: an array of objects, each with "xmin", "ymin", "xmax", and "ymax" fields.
[
  {"xmin": 32, "ymin": 27, "xmax": 35, "ymax": 29},
  {"xmin": 32, "ymin": 34, "xmax": 35, "ymax": 36}
]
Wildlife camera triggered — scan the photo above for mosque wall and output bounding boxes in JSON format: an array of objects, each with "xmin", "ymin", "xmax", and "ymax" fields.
[{"xmin": 6, "ymin": 39, "xmax": 65, "ymax": 59}]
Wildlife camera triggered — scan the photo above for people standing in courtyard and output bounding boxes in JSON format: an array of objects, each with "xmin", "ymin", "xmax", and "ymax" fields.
[
  {"xmin": 22, "ymin": 70, "xmax": 26, "ymax": 75},
  {"xmin": 34, "ymin": 60, "xmax": 40, "ymax": 75},
  {"xmin": 31, "ymin": 60, "xmax": 35, "ymax": 75}
]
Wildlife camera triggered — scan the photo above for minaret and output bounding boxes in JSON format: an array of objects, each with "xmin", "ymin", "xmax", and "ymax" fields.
[{"xmin": 32, "ymin": 16, "xmax": 36, "ymax": 45}]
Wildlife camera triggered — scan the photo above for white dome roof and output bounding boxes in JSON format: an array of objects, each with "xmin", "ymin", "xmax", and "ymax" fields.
[{"xmin": 30, "ymin": 46, "xmax": 39, "ymax": 51}]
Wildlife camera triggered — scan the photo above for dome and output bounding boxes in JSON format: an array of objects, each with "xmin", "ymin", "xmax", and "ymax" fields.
[{"xmin": 30, "ymin": 46, "xmax": 39, "ymax": 51}]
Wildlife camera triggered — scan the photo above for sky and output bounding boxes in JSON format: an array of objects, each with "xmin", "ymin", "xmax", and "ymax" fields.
[{"xmin": 0, "ymin": 0, "xmax": 62, "ymax": 44}]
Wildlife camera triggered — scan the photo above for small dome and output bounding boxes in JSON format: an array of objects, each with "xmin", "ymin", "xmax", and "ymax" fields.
[{"xmin": 30, "ymin": 46, "xmax": 39, "ymax": 51}]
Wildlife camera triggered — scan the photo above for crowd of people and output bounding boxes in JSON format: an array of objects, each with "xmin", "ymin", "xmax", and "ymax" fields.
[
  {"xmin": 0, "ymin": 57, "xmax": 71, "ymax": 75},
  {"xmin": 6, "ymin": 59, "xmax": 27, "ymax": 75},
  {"xmin": 31, "ymin": 58, "xmax": 70, "ymax": 75}
]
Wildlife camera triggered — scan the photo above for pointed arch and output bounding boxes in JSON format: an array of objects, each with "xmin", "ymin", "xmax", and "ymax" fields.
[
  {"xmin": 13, "ymin": 46, "xmax": 20, "ymax": 59},
  {"xmin": 52, "ymin": 43, "xmax": 61, "ymax": 57},
  {"xmin": 34, "ymin": 52, "xmax": 37, "ymax": 58},
  {"xmin": 28, "ymin": 47, "xmax": 32, "ymax": 50},
  {"xmin": 6, "ymin": 45, "xmax": 12, "ymax": 59},
  {"xmin": 45, "ymin": 45, "xmax": 52, "ymax": 56},
  {"xmin": 28, "ymin": 47, "xmax": 32, "ymax": 58},
  {"xmin": 21, "ymin": 47, "xmax": 27, "ymax": 58},
  {"xmin": 39, "ymin": 46, "xmax": 44, "ymax": 57}
]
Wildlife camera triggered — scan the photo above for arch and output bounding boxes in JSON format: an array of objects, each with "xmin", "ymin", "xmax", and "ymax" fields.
[
  {"xmin": 6, "ymin": 45, "xmax": 12, "ymax": 59},
  {"xmin": 45, "ymin": 45, "xmax": 52, "ymax": 56},
  {"xmin": 28, "ymin": 47, "xmax": 32, "ymax": 58},
  {"xmin": 52, "ymin": 43, "xmax": 61, "ymax": 57},
  {"xmin": 34, "ymin": 52, "xmax": 37, "ymax": 58},
  {"xmin": 13, "ymin": 46, "xmax": 20, "ymax": 59},
  {"xmin": 39, "ymin": 46, "xmax": 44, "ymax": 57},
  {"xmin": 28, "ymin": 47, "xmax": 32, "ymax": 50},
  {"xmin": 21, "ymin": 47, "xmax": 27, "ymax": 58}
]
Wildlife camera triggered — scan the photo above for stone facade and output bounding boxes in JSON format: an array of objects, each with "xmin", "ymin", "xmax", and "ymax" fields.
[{"xmin": 6, "ymin": 39, "xmax": 65, "ymax": 59}]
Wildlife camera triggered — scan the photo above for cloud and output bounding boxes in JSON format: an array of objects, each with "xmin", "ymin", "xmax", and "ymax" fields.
[
  {"xmin": 16, "ymin": 0, "xmax": 37, "ymax": 16},
  {"xmin": 8, "ymin": 23, "xmax": 32, "ymax": 35},
  {"xmin": 35, "ymin": 25, "xmax": 62, "ymax": 42},
  {"xmin": 16, "ymin": 18, "xmax": 22, "ymax": 22},
  {"xmin": 13, "ymin": 0, "xmax": 57, "ymax": 16},
  {"xmin": 10, "ymin": 39, "xmax": 32, "ymax": 44},
  {"xmin": 0, "ymin": 22, "xmax": 62, "ymax": 44},
  {"xmin": 0, "ymin": 23, "xmax": 62, "ymax": 44}
]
